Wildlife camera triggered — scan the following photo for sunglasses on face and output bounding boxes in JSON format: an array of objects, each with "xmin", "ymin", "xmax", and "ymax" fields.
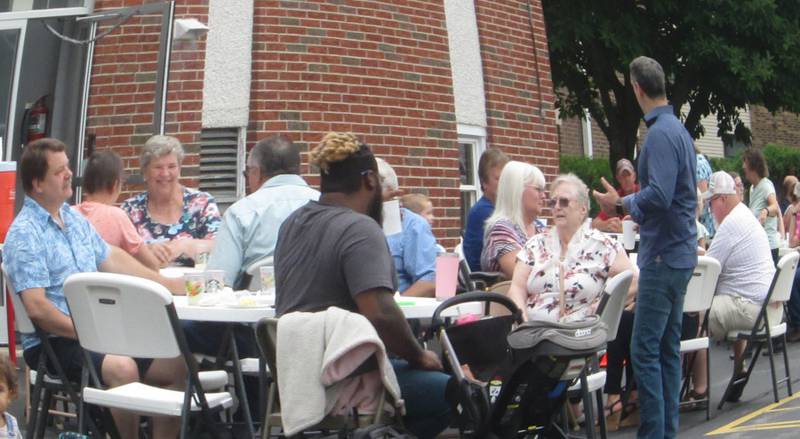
[{"xmin": 548, "ymin": 197, "xmax": 572, "ymax": 209}]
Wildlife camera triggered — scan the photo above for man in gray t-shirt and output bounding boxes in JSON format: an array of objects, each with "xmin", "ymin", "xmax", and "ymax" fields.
[
  {"xmin": 275, "ymin": 201, "xmax": 397, "ymax": 315},
  {"xmin": 273, "ymin": 133, "xmax": 452, "ymax": 439}
]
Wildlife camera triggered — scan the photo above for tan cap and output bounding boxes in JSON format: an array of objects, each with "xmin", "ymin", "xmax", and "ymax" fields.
[{"xmin": 616, "ymin": 158, "xmax": 635, "ymax": 176}]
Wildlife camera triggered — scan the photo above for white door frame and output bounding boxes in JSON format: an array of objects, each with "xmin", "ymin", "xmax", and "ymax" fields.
[{"xmin": 0, "ymin": 19, "xmax": 26, "ymax": 162}]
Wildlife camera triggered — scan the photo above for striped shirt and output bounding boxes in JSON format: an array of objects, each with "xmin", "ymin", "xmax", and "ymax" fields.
[{"xmin": 707, "ymin": 203, "xmax": 775, "ymax": 304}]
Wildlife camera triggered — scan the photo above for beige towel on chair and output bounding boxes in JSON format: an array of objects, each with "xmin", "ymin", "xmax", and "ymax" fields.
[{"xmin": 277, "ymin": 307, "xmax": 402, "ymax": 436}]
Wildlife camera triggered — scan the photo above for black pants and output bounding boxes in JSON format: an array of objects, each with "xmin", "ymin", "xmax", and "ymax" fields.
[{"xmin": 604, "ymin": 310, "xmax": 635, "ymax": 394}]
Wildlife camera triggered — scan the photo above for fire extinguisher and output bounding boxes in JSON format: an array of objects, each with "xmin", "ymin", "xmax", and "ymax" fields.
[{"xmin": 22, "ymin": 96, "xmax": 49, "ymax": 144}]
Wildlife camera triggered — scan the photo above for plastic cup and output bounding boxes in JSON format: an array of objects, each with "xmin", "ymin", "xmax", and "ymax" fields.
[
  {"xmin": 260, "ymin": 266, "xmax": 276, "ymax": 298},
  {"xmin": 205, "ymin": 270, "xmax": 225, "ymax": 294},
  {"xmin": 622, "ymin": 220, "xmax": 636, "ymax": 250},
  {"xmin": 184, "ymin": 272, "xmax": 205, "ymax": 305},
  {"xmin": 435, "ymin": 252, "xmax": 460, "ymax": 300},
  {"xmin": 195, "ymin": 252, "xmax": 209, "ymax": 270}
]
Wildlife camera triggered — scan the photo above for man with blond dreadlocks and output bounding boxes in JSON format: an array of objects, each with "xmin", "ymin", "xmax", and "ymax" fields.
[{"xmin": 274, "ymin": 132, "xmax": 453, "ymax": 438}]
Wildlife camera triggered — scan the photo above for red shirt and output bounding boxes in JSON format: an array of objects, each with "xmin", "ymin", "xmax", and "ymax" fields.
[{"xmin": 596, "ymin": 184, "xmax": 640, "ymax": 220}]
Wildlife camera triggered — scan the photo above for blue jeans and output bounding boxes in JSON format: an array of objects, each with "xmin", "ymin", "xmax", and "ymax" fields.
[
  {"xmin": 391, "ymin": 360, "xmax": 452, "ymax": 439},
  {"xmin": 788, "ymin": 268, "xmax": 800, "ymax": 329},
  {"xmin": 631, "ymin": 260, "xmax": 693, "ymax": 439}
]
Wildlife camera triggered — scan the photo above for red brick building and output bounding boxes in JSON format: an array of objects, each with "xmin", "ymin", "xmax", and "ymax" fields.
[{"xmin": 2, "ymin": 0, "xmax": 558, "ymax": 248}]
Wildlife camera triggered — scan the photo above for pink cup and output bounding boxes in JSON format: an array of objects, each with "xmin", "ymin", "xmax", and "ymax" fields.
[{"xmin": 435, "ymin": 252, "xmax": 460, "ymax": 300}]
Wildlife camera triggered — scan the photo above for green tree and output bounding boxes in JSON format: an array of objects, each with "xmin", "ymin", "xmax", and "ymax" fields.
[{"xmin": 544, "ymin": 0, "xmax": 800, "ymax": 169}]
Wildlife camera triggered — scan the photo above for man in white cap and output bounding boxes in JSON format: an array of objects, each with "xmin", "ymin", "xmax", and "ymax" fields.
[
  {"xmin": 704, "ymin": 171, "xmax": 779, "ymax": 402},
  {"xmin": 592, "ymin": 158, "xmax": 639, "ymax": 232}
]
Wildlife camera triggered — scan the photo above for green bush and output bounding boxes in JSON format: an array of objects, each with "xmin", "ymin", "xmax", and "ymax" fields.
[
  {"xmin": 708, "ymin": 154, "xmax": 741, "ymax": 175},
  {"xmin": 559, "ymin": 154, "xmax": 614, "ymax": 217}
]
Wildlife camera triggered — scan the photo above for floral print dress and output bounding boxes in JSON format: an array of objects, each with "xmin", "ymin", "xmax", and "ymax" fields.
[
  {"xmin": 518, "ymin": 221, "xmax": 623, "ymax": 322},
  {"xmin": 121, "ymin": 187, "xmax": 221, "ymax": 266}
]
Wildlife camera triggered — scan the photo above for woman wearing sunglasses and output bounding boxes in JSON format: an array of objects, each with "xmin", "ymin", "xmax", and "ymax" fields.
[
  {"xmin": 480, "ymin": 161, "xmax": 546, "ymax": 280},
  {"xmin": 507, "ymin": 173, "xmax": 639, "ymax": 430}
]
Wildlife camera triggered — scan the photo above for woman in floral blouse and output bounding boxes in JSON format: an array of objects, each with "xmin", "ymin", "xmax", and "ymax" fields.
[
  {"xmin": 507, "ymin": 173, "xmax": 638, "ymax": 430},
  {"xmin": 480, "ymin": 161, "xmax": 546, "ymax": 279},
  {"xmin": 122, "ymin": 135, "xmax": 220, "ymax": 266}
]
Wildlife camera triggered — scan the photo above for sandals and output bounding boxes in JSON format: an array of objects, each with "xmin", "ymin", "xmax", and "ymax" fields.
[
  {"xmin": 680, "ymin": 389, "xmax": 708, "ymax": 412},
  {"xmin": 726, "ymin": 372, "xmax": 748, "ymax": 402},
  {"xmin": 604, "ymin": 399, "xmax": 639, "ymax": 431}
]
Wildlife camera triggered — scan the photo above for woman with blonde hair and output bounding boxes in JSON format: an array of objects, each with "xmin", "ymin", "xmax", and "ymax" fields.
[{"xmin": 480, "ymin": 161, "xmax": 546, "ymax": 279}]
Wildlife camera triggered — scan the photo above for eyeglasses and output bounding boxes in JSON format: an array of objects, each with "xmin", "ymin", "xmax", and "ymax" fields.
[
  {"xmin": 242, "ymin": 165, "xmax": 257, "ymax": 179},
  {"xmin": 548, "ymin": 197, "xmax": 572, "ymax": 209}
]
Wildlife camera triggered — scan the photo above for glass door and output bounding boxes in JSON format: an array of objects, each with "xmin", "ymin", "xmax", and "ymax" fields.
[{"xmin": 0, "ymin": 20, "xmax": 25, "ymax": 161}]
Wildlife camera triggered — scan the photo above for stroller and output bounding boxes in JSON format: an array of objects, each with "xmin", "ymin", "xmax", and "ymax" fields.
[{"xmin": 430, "ymin": 292, "xmax": 608, "ymax": 438}]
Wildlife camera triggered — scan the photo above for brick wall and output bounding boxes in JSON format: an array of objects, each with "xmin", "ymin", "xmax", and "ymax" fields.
[
  {"xmin": 473, "ymin": 0, "xmax": 559, "ymax": 180},
  {"xmin": 558, "ymin": 116, "xmax": 582, "ymax": 156},
  {"xmin": 249, "ymin": 0, "xmax": 461, "ymax": 244},
  {"xmin": 83, "ymin": 0, "xmax": 560, "ymax": 248},
  {"xmin": 558, "ymin": 114, "xmax": 612, "ymax": 158},
  {"xmin": 751, "ymin": 105, "xmax": 800, "ymax": 149},
  {"xmin": 87, "ymin": 0, "xmax": 208, "ymax": 197}
]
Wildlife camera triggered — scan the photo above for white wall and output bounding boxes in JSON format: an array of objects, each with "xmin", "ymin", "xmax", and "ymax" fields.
[
  {"xmin": 444, "ymin": 0, "xmax": 487, "ymax": 128},
  {"xmin": 682, "ymin": 104, "xmax": 752, "ymax": 158},
  {"xmin": 201, "ymin": 0, "xmax": 253, "ymax": 128}
]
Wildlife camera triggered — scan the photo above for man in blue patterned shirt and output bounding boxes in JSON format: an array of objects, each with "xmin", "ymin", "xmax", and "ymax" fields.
[{"xmin": 3, "ymin": 138, "xmax": 185, "ymax": 439}]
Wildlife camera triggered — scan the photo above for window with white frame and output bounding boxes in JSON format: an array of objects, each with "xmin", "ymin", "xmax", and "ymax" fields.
[{"xmin": 458, "ymin": 125, "xmax": 486, "ymax": 233}]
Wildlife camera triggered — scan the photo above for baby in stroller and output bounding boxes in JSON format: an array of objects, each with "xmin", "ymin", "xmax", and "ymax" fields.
[{"xmin": 430, "ymin": 292, "xmax": 608, "ymax": 438}]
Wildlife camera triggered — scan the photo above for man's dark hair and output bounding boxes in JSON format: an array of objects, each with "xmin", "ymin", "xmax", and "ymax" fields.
[
  {"xmin": 742, "ymin": 147, "xmax": 769, "ymax": 179},
  {"xmin": 477, "ymin": 148, "xmax": 510, "ymax": 186},
  {"xmin": 83, "ymin": 150, "xmax": 123, "ymax": 195},
  {"xmin": 0, "ymin": 355, "xmax": 17, "ymax": 397},
  {"xmin": 250, "ymin": 135, "xmax": 300, "ymax": 178},
  {"xmin": 20, "ymin": 138, "xmax": 67, "ymax": 194},
  {"xmin": 629, "ymin": 56, "xmax": 666, "ymax": 99},
  {"xmin": 310, "ymin": 132, "xmax": 377, "ymax": 194}
]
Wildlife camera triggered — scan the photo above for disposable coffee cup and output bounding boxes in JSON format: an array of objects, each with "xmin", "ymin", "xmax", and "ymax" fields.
[
  {"xmin": 382, "ymin": 199, "xmax": 402, "ymax": 236},
  {"xmin": 205, "ymin": 270, "xmax": 225, "ymax": 294},
  {"xmin": 622, "ymin": 220, "xmax": 636, "ymax": 250}
]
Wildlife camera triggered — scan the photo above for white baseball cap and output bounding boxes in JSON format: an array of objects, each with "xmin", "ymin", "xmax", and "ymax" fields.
[{"xmin": 702, "ymin": 171, "xmax": 737, "ymax": 200}]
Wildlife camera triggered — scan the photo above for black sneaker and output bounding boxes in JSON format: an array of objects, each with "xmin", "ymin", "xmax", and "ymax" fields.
[{"xmin": 725, "ymin": 373, "xmax": 748, "ymax": 402}]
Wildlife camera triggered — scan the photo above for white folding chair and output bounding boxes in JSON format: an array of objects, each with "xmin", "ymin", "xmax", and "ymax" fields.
[
  {"xmin": 678, "ymin": 256, "xmax": 721, "ymax": 420},
  {"xmin": 567, "ymin": 270, "xmax": 634, "ymax": 439},
  {"xmin": 718, "ymin": 251, "xmax": 798, "ymax": 409},
  {"xmin": 2, "ymin": 264, "xmax": 98, "ymax": 439},
  {"xmin": 63, "ymin": 272, "xmax": 234, "ymax": 439}
]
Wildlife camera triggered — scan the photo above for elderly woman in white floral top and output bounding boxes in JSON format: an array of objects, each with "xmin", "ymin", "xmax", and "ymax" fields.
[{"xmin": 507, "ymin": 173, "xmax": 639, "ymax": 430}]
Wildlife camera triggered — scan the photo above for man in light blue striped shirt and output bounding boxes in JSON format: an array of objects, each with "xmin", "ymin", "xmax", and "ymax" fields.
[{"xmin": 208, "ymin": 135, "xmax": 320, "ymax": 289}]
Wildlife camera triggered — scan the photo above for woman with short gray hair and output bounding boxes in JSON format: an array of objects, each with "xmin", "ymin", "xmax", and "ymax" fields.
[
  {"xmin": 507, "ymin": 173, "xmax": 639, "ymax": 429},
  {"xmin": 122, "ymin": 135, "xmax": 220, "ymax": 266}
]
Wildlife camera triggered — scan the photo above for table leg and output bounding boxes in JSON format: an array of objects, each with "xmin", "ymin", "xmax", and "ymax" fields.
[{"xmin": 227, "ymin": 325, "xmax": 256, "ymax": 438}]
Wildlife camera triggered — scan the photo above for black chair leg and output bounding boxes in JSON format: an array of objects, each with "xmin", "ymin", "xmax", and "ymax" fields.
[
  {"xmin": 35, "ymin": 388, "xmax": 52, "ymax": 439},
  {"xmin": 767, "ymin": 337, "xmax": 780, "ymax": 402},
  {"xmin": 705, "ymin": 347, "xmax": 711, "ymax": 420},
  {"xmin": 782, "ymin": 332, "xmax": 793, "ymax": 397},
  {"xmin": 579, "ymin": 373, "xmax": 595, "ymax": 439},
  {"xmin": 27, "ymin": 373, "xmax": 44, "ymax": 438},
  {"xmin": 595, "ymin": 388, "xmax": 607, "ymax": 439}
]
